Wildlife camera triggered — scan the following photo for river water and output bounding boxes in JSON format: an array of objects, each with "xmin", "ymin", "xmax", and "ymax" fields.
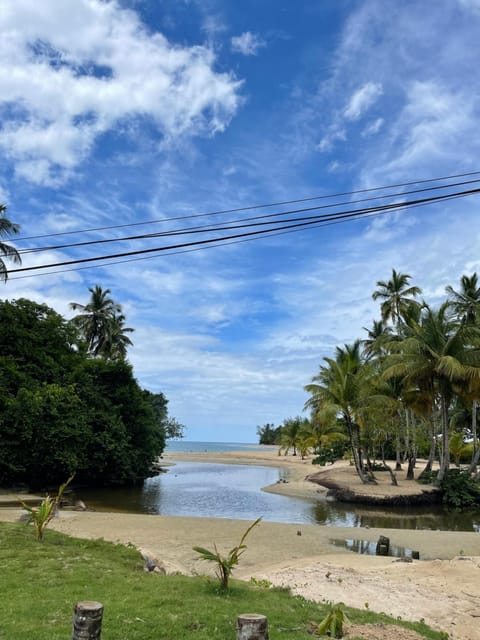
[{"xmin": 78, "ymin": 458, "xmax": 480, "ymax": 531}]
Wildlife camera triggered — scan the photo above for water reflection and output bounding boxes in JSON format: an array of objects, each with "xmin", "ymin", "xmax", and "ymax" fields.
[
  {"xmin": 312, "ymin": 501, "xmax": 480, "ymax": 531},
  {"xmin": 77, "ymin": 461, "xmax": 480, "ymax": 531},
  {"xmin": 328, "ymin": 538, "xmax": 412, "ymax": 557}
]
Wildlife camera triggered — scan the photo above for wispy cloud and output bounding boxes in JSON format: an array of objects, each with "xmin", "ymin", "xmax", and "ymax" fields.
[
  {"xmin": 362, "ymin": 117, "xmax": 384, "ymax": 137},
  {"xmin": 344, "ymin": 82, "xmax": 383, "ymax": 120},
  {"xmin": 231, "ymin": 31, "xmax": 266, "ymax": 56}
]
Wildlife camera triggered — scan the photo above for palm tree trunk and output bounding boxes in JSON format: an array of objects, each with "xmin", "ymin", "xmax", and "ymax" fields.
[
  {"xmin": 411, "ymin": 409, "xmax": 417, "ymax": 465},
  {"xmin": 395, "ymin": 431, "xmax": 402, "ymax": 470},
  {"xmin": 470, "ymin": 400, "xmax": 478, "ymax": 473},
  {"xmin": 436, "ymin": 392, "xmax": 450, "ymax": 484},
  {"xmin": 345, "ymin": 416, "xmax": 373, "ymax": 484},
  {"xmin": 468, "ymin": 402, "xmax": 480, "ymax": 473},
  {"xmin": 419, "ymin": 418, "xmax": 436, "ymax": 478}
]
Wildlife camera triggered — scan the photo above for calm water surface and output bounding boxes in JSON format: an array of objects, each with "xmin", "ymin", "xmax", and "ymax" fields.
[{"xmin": 78, "ymin": 460, "xmax": 480, "ymax": 531}]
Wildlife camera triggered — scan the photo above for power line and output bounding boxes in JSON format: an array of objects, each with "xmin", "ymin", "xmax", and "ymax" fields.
[
  {"xmin": 14, "ymin": 169, "xmax": 480, "ymax": 243},
  {"xmin": 9, "ymin": 187, "xmax": 480, "ymax": 276},
  {"xmin": 17, "ymin": 177, "xmax": 480, "ymax": 256},
  {"xmin": 8, "ymin": 198, "xmax": 459, "ymax": 281}
]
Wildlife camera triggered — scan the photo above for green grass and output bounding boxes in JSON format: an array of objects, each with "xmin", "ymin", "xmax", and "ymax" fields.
[{"xmin": 0, "ymin": 522, "xmax": 445, "ymax": 639}]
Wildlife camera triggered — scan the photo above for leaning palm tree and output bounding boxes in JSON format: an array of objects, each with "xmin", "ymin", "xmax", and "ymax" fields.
[
  {"xmin": 372, "ymin": 269, "xmax": 422, "ymax": 328},
  {"xmin": 383, "ymin": 303, "xmax": 480, "ymax": 484},
  {"xmin": 70, "ymin": 285, "xmax": 121, "ymax": 356},
  {"xmin": 305, "ymin": 341, "xmax": 373, "ymax": 483},
  {"xmin": 0, "ymin": 204, "xmax": 21, "ymax": 283}
]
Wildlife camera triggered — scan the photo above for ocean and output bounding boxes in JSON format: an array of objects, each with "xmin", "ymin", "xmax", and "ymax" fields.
[{"xmin": 165, "ymin": 440, "xmax": 272, "ymax": 453}]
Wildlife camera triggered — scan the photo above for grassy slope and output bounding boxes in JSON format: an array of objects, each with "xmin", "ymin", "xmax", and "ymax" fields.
[{"xmin": 0, "ymin": 522, "xmax": 444, "ymax": 640}]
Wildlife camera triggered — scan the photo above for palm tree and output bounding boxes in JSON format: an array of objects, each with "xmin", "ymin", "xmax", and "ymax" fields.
[
  {"xmin": 279, "ymin": 416, "xmax": 308, "ymax": 456},
  {"xmin": 446, "ymin": 273, "xmax": 480, "ymax": 325},
  {"xmin": 70, "ymin": 285, "xmax": 121, "ymax": 356},
  {"xmin": 0, "ymin": 204, "xmax": 21, "ymax": 283},
  {"xmin": 305, "ymin": 341, "xmax": 373, "ymax": 483},
  {"xmin": 383, "ymin": 303, "xmax": 480, "ymax": 484},
  {"xmin": 446, "ymin": 273, "xmax": 480, "ymax": 471},
  {"xmin": 362, "ymin": 319, "xmax": 393, "ymax": 360},
  {"xmin": 99, "ymin": 312, "xmax": 134, "ymax": 361},
  {"xmin": 372, "ymin": 269, "xmax": 422, "ymax": 327},
  {"xmin": 307, "ymin": 406, "xmax": 347, "ymax": 448}
]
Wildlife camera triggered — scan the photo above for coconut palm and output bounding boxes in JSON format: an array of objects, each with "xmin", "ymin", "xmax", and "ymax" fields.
[
  {"xmin": 446, "ymin": 273, "xmax": 480, "ymax": 325},
  {"xmin": 308, "ymin": 406, "xmax": 347, "ymax": 449},
  {"xmin": 383, "ymin": 302, "xmax": 480, "ymax": 484},
  {"xmin": 70, "ymin": 285, "xmax": 121, "ymax": 356},
  {"xmin": 99, "ymin": 312, "xmax": 134, "ymax": 361},
  {"xmin": 372, "ymin": 269, "xmax": 422, "ymax": 328},
  {"xmin": 279, "ymin": 416, "xmax": 309, "ymax": 456},
  {"xmin": 305, "ymin": 340, "xmax": 373, "ymax": 483},
  {"xmin": 446, "ymin": 274, "xmax": 480, "ymax": 471},
  {"xmin": 0, "ymin": 204, "xmax": 21, "ymax": 283},
  {"xmin": 362, "ymin": 319, "xmax": 393, "ymax": 360}
]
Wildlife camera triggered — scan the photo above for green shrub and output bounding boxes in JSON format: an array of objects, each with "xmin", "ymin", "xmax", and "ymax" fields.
[
  {"xmin": 441, "ymin": 469, "xmax": 480, "ymax": 509},
  {"xmin": 312, "ymin": 441, "xmax": 347, "ymax": 466}
]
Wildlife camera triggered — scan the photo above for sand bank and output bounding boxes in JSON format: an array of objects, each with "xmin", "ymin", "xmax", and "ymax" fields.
[{"xmin": 2, "ymin": 449, "xmax": 479, "ymax": 639}]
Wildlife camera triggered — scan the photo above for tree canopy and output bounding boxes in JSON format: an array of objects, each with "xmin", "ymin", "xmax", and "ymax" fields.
[
  {"xmin": 0, "ymin": 296, "xmax": 181, "ymax": 489},
  {"xmin": 304, "ymin": 270, "xmax": 480, "ymax": 494}
]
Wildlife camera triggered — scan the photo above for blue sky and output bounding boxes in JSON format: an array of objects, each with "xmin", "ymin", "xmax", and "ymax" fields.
[{"xmin": 1, "ymin": 0, "xmax": 480, "ymax": 442}]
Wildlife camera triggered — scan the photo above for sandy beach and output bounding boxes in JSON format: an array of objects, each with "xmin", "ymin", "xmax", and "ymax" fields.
[{"xmin": 2, "ymin": 448, "xmax": 480, "ymax": 639}]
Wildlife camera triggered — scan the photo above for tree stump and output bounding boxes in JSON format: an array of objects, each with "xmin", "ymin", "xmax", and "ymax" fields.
[
  {"xmin": 72, "ymin": 601, "xmax": 104, "ymax": 639},
  {"xmin": 237, "ymin": 613, "xmax": 269, "ymax": 640},
  {"xmin": 375, "ymin": 535, "xmax": 390, "ymax": 556}
]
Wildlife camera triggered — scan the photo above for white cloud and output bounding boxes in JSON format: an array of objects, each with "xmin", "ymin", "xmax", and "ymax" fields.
[
  {"xmin": 362, "ymin": 117, "xmax": 384, "ymax": 137},
  {"xmin": 369, "ymin": 80, "xmax": 478, "ymax": 182},
  {"xmin": 362, "ymin": 209, "xmax": 417, "ymax": 243},
  {"xmin": 0, "ymin": 0, "xmax": 242, "ymax": 185},
  {"xmin": 344, "ymin": 82, "xmax": 383, "ymax": 120},
  {"xmin": 458, "ymin": 0, "xmax": 480, "ymax": 11},
  {"xmin": 317, "ymin": 125, "xmax": 346, "ymax": 152},
  {"xmin": 231, "ymin": 31, "xmax": 266, "ymax": 56}
]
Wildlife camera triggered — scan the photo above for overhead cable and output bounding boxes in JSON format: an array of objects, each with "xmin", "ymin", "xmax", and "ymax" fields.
[
  {"xmin": 14, "ymin": 169, "xmax": 480, "ymax": 243},
  {"xmin": 9, "ymin": 186, "xmax": 480, "ymax": 276}
]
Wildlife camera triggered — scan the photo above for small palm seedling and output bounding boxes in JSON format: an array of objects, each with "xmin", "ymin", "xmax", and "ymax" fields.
[
  {"xmin": 193, "ymin": 517, "xmax": 261, "ymax": 590},
  {"xmin": 19, "ymin": 474, "xmax": 74, "ymax": 541},
  {"xmin": 314, "ymin": 602, "xmax": 349, "ymax": 638}
]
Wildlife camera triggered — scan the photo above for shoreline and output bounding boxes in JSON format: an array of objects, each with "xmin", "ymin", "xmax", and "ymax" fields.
[
  {"xmin": 2, "ymin": 448, "xmax": 480, "ymax": 638},
  {"xmin": 161, "ymin": 448, "xmax": 440, "ymax": 504},
  {"xmin": 162, "ymin": 447, "xmax": 329, "ymax": 500}
]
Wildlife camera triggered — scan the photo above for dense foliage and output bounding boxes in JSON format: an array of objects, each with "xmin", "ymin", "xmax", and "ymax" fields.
[
  {"xmin": 440, "ymin": 469, "xmax": 480, "ymax": 509},
  {"xmin": 259, "ymin": 271, "xmax": 480, "ymax": 507},
  {"xmin": 302, "ymin": 269, "xmax": 480, "ymax": 505},
  {"xmin": 0, "ymin": 297, "xmax": 178, "ymax": 489},
  {"xmin": 256, "ymin": 422, "xmax": 281, "ymax": 445}
]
